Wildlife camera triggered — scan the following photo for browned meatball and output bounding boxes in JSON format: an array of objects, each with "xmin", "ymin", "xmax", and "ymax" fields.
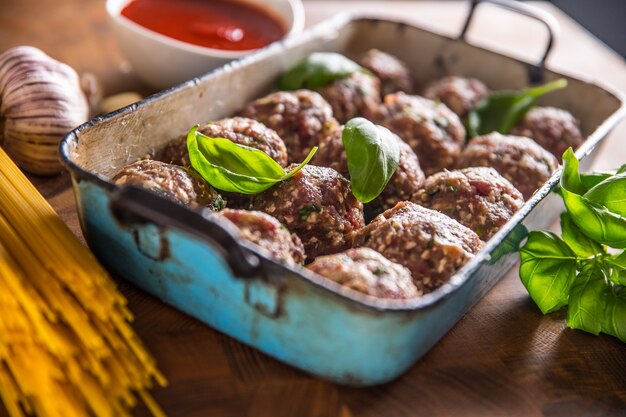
[
  {"xmin": 161, "ymin": 117, "xmax": 288, "ymax": 168},
  {"xmin": 423, "ymin": 76, "xmax": 489, "ymax": 118},
  {"xmin": 112, "ymin": 159, "xmax": 224, "ymax": 210},
  {"xmin": 239, "ymin": 90, "xmax": 340, "ymax": 163},
  {"xmin": 248, "ymin": 164, "xmax": 364, "ymax": 260},
  {"xmin": 510, "ymin": 106, "xmax": 583, "ymax": 160},
  {"xmin": 317, "ymin": 71, "xmax": 381, "ymax": 123},
  {"xmin": 313, "ymin": 127, "xmax": 425, "ymax": 214},
  {"xmin": 312, "ymin": 128, "xmax": 348, "ymax": 176},
  {"xmin": 376, "ymin": 92, "xmax": 466, "ymax": 175},
  {"xmin": 416, "ymin": 167, "xmax": 524, "ymax": 240},
  {"xmin": 456, "ymin": 132, "xmax": 559, "ymax": 200},
  {"xmin": 353, "ymin": 201, "xmax": 483, "ymax": 294},
  {"xmin": 308, "ymin": 248, "xmax": 419, "ymax": 299},
  {"xmin": 358, "ymin": 49, "xmax": 414, "ymax": 96},
  {"xmin": 216, "ymin": 209, "xmax": 305, "ymax": 265}
]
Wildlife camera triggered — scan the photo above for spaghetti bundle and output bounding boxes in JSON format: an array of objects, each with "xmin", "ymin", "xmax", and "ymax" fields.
[{"xmin": 0, "ymin": 147, "xmax": 166, "ymax": 417}]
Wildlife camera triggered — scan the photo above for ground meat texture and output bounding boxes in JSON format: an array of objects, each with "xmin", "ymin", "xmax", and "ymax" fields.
[
  {"xmin": 416, "ymin": 167, "xmax": 524, "ymax": 240},
  {"xmin": 456, "ymin": 132, "xmax": 559, "ymax": 200},
  {"xmin": 216, "ymin": 209, "xmax": 305, "ymax": 266},
  {"xmin": 312, "ymin": 128, "xmax": 348, "ymax": 176},
  {"xmin": 308, "ymin": 248, "xmax": 419, "ymax": 299},
  {"xmin": 358, "ymin": 49, "xmax": 414, "ymax": 96},
  {"xmin": 239, "ymin": 90, "xmax": 340, "ymax": 163},
  {"xmin": 160, "ymin": 117, "xmax": 288, "ymax": 168},
  {"xmin": 353, "ymin": 201, "xmax": 483, "ymax": 293},
  {"xmin": 112, "ymin": 159, "xmax": 224, "ymax": 210},
  {"xmin": 423, "ymin": 76, "xmax": 489, "ymax": 118},
  {"xmin": 248, "ymin": 164, "xmax": 364, "ymax": 260},
  {"xmin": 352, "ymin": 201, "xmax": 483, "ymax": 294},
  {"xmin": 376, "ymin": 92, "xmax": 466, "ymax": 175},
  {"xmin": 313, "ymin": 128, "xmax": 425, "ymax": 214},
  {"xmin": 316, "ymin": 71, "xmax": 381, "ymax": 124},
  {"xmin": 510, "ymin": 106, "xmax": 583, "ymax": 160}
]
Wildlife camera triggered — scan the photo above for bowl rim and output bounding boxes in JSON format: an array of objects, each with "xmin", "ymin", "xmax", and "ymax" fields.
[{"xmin": 105, "ymin": 0, "xmax": 305, "ymax": 59}]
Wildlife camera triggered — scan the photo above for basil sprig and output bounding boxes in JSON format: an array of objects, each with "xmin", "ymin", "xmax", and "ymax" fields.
[
  {"xmin": 342, "ymin": 117, "xmax": 400, "ymax": 203},
  {"xmin": 466, "ymin": 78, "xmax": 568, "ymax": 139},
  {"xmin": 518, "ymin": 148, "xmax": 626, "ymax": 342},
  {"xmin": 279, "ymin": 52, "xmax": 364, "ymax": 90},
  {"xmin": 187, "ymin": 125, "xmax": 317, "ymax": 194}
]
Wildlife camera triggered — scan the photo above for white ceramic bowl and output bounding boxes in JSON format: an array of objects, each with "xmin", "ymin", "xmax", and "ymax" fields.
[{"xmin": 106, "ymin": 0, "xmax": 305, "ymax": 89}]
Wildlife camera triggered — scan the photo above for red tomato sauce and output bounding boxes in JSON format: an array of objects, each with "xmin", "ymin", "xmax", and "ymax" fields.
[{"xmin": 121, "ymin": 0, "xmax": 286, "ymax": 51}]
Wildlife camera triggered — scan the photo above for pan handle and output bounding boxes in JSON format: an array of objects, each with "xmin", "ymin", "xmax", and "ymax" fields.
[
  {"xmin": 458, "ymin": 0, "xmax": 559, "ymax": 82},
  {"xmin": 110, "ymin": 185, "xmax": 261, "ymax": 278}
]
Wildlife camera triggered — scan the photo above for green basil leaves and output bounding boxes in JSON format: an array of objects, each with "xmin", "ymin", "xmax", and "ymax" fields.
[
  {"xmin": 519, "ymin": 231, "xmax": 578, "ymax": 314},
  {"xmin": 466, "ymin": 78, "xmax": 568, "ymax": 139},
  {"xmin": 342, "ymin": 118, "xmax": 400, "ymax": 203},
  {"xmin": 279, "ymin": 52, "xmax": 364, "ymax": 90},
  {"xmin": 518, "ymin": 148, "xmax": 626, "ymax": 343},
  {"xmin": 187, "ymin": 125, "xmax": 317, "ymax": 194}
]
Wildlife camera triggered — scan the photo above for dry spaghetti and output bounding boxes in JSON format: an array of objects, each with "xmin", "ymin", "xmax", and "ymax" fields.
[{"xmin": 0, "ymin": 146, "xmax": 166, "ymax": 417}]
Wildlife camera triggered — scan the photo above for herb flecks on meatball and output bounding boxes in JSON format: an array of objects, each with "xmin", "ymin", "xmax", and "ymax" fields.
[
  {"xmin": 240, "ymin": 90, "xmax": 340, "ymax": 163},
  {"xmin": 353, "ymin": 201, "xmax": 483, "ymax": 294},
  {"xmin": 358, "ymin": 49, "xmax": 414, "ymax": 96},
  {"xmin": 416, "ymin": 167, "xmax": 524, "ymax": 240},
  {"xmin": 113, "ymin": 159, "xmax": 224, "ymax": 210},
  {"xmin": 456, "ymin": 132, "xmax": 559, "ymax": 200},
  {"xmin": 308, "ymin": 247, "xmax": 419, "ymax": 299},
  {"xmin": 317, "ymin": 71, "xmax": 382, "ymax": 124},
  {"xmin": 161, "ymin": 117, "xmax": 288, "ymax": 168},
  {"xmin": 511, "ymin": 106, "xmax": 583, "ymax": 160},
  {"xmin": 216, "ymin": 209, "xmax": 305, "ymax": 266},
  {"xmin": 248, "ymin": 164, "xmax": 365, "ymax": 260},
  {"xmin": 376, "ymin": 92, "xmax": 466, "ymax": 175},
  {"xmin": 423, "ymin": 76, "xmax": 489, "ymax": 118}
]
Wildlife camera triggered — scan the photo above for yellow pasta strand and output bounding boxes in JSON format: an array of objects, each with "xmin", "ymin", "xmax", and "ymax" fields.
[{"xmin": 0, "ymin": 147, "xmax": 167, "ymax": 417}]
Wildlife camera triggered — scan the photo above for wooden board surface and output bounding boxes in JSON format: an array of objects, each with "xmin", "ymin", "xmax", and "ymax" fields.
[{"xmin": 1, "ymin": 1, "xmax": 625, "ymax": 416}]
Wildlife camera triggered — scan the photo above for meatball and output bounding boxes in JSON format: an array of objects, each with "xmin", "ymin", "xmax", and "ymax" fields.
[
  {"xmin": 112, "ymin": 159, "xmax": 224, "ymax": 210},
  {"xmin": 456, "ymin": 132, "xmax": 559, "ymax": 199},
  {"xmin": 423, "ymin": 76, "xmax": 489, "ymax": 118},
  {"xmin": 416, "ymin": 167, "xmax": 524, "ymax": 240},
  {"xmin": 314, "ymin": 127, "xmax": 425, "ymax": 213},
  {"xmin": 216, "ymin": 209, "xmax": 305, "ymax": 266},
  {"xmin": 352, "ymin": 201, "xmax": 483, "ymax": 294},
  {"xmin": 308, "ymin": 248, "xmax": 419, "ymax": 299},
  {"xmin": 239, "ymin": 90, "xmax": 340, "ymax": 163},
  {"xmin": 317, "ymin": 71, "xmax": 381, "ymax": 123},
  {"xmin": 376, "ymin": 92, "xmax": 466, "ymax": 175},
  {"xmin": 161, "ymin": 117, "xmax": 288, "ymax": 168},
  {"xmin": 248, "ymin": 164, "xmax": 364, "ymax": 260},
  {"xmin": 312, "ymin": 128, "xmax": 348, "ymax": 176},
  {"xmin": 510, "ymin": 106, "xmax": 583, "ymax": 160},
  {"xmin": 358, "ymin": 49, "xmax": 414, "ymax": 96}
]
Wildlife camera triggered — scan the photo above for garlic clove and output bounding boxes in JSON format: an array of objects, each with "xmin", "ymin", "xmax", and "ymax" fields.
[{"xmin": 0, "ymin": 46, "xmax": 90, "ymax": 175}]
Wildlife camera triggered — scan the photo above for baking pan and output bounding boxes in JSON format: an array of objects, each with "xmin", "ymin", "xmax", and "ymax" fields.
[{"xmin": 60, "ymin": 0, "xmax": 625, "ymax": 386}]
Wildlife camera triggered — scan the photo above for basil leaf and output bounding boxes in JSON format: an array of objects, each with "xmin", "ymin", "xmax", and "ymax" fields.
[
  {"xmin": 342, "ymin": 117, "xmax": 400, "ymax": 203},
  {"xmin": 561, "ymin": 149, "xmax": 626, "ymax": 248},
  {"xmin": 279, "ymin": 52, "xmax": 364, "ymax": 90},
  {"xmin": 566, "ymin": 270, "xmax": 607, "ymax": 335},
  {"xmin": 466, "ymin": 78, "xmax": 567, "ymax": 138},
  {"xmin": 519, "ymin": 231, "xmax": 578, "ymax": 313},
  {"xmin": 584, "ymin": 172, "xmax": 626, "ymax": 216},
  {"xmin": 602, "ymin": 290, "xmax": 626, "ymax": 342},
  {"xmin": 604, "ymin": 251, "xmax": 626, "ymax": 286},
  {"xmin": 560, "ymin": 212, "xmax": 604, "ymax": 258},
  {"xmin": 187, "ymin": 125, "xmax": 317, "ymax": 194}
]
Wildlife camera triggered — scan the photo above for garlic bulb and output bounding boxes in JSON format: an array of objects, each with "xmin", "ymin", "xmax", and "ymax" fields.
[{"xmin": 0, "ymin": 46, "xmax": 90, "ymax": 175}]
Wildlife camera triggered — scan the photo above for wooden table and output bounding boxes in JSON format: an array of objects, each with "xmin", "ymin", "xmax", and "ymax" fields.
[{"xmin": 1, "ymin": 1, "xmax": 625, "ymax": 416}]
